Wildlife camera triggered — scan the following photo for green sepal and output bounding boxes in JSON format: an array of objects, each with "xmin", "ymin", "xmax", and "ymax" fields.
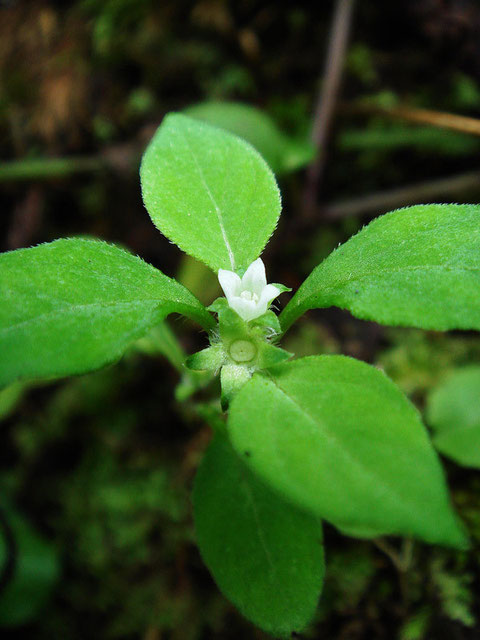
[
  {"xmin": 271, "ymin": 283, "xmax": 292, "ymax": 294},
  {"xmin": 217, "ymin": 307, "xmax": 250, "ymax": 343},
  {"xmin": 221, "ymin": 364, "xmax": 252, "ymax": 410},
  {"xmin": 210, "ymin": 298, "xmax": 284, "ymax": 335},
  {"xmin": 174, "ymin": 371, "xmax": 213, "ymax": 402},
  {"xmin": 257, "ymin": 343, "xmax": 292, "ymax": 369},
  {"xmin": 209, "ymin": 300, "xmax": 252, "ymax": 351},
  {"xmin": 250, "ymin": 310, "xmax": 282, "ymax": 336},
  {"xmin": 206, "ymin": 297, "xmax": 292, "ymax": 406},
  {"xmin": 219, "ymin": 342, "xmax": 291, "ymax": 408},
  {"xmin": 207, "ymin": 297, "xmax": 230, "ymax": 314},
  {"xmin": 185, "ymin": 345, "xmax": 226, "ymax": 372}
]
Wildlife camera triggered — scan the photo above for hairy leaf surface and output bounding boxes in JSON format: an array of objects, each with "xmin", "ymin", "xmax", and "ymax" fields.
[
  {"xmin": 185, "ymin": 101, "xmax": 314, "ymax": 174},
  {"xmin": 193, "ymin": 434, "xmax": 324, "ymax": 637},
  {"xmin": 0, "ymin": 238, "xmax": 213, "ymax": 386},
  {"xmin": 281, "ymin": 204, "xmax": 480, "ymax": 332},
  {"xmin": 228, "ymin": 356, "xmax": 467, "ymax": 548},
  {"xmin": 141, "ymin": 113, "xmax": 281, "ymax": 272},
  {"xmin": 427, "ymin": 366, "xmax": 480, "ymax": 468}
]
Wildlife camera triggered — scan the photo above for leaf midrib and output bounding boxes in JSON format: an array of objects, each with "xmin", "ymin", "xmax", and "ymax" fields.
[
  {"xmin": 0, "ymin": 299, "xmax": 178, "ymax": 338},
  {"xmin": 308, "ymin": 262, "xmax": 479, "ymax": 299},
  {"xmin": 180, "ymin": 129, "xmax": 236, "ymax": 269},
  {"xmin": 265, "ymin": 374, "xmax": 431, "ymax": 528},
  {"xmin": 283, "ymin": 264, "xmax": 480, "ymax": 326},
  {"xmin": 239, "ymin": 469, "xmax": 276, "ymax": 573}
]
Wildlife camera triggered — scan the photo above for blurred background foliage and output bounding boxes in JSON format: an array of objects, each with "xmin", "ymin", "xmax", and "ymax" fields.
[{"xmin": 1, "ymin": 0, "xmax": 480, "ymax": 638}]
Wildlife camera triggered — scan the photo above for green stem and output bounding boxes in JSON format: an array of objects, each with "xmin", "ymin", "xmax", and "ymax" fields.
[
  {"xmin": 373, "ymin": 536, "xmax": 414, "ymax": 573},
  {"xmin": 0, "ymin": 156, "xmax": 106, "ymax": 181},
  {"xmin": 145, "ymin": 323, "xmax": 187, "ymax": 375},
  {"xmin": 136, "ymin": 322, "xmax": 214, "ymax": 401}
]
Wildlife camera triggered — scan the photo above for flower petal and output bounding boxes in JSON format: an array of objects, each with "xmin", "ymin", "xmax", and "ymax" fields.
[
  {"xmin": 230, "ymin": 296, "xmax": 259, "ymax": 322},
  {"xmin": 257, "ymin": 284, "xmax": 282, "ymax": 316},
  {"xmin": 218, "ymin": 269, "xmax": 241, "ymax": 300},
  {"xmin": 241, "ymin": 258, "xmax": 266, "ymax": 295}
]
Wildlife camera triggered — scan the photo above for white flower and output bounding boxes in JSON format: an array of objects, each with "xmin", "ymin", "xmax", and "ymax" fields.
[{"xmin": 218, "ymin": 258, "xmax": 282, "ymax": 322}]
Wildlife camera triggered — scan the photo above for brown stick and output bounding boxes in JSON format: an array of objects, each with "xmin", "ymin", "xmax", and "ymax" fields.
[
  {"xmin": 323, "ymin": 169, "xmax": 480, "ymax": 219},
  {"xmin": 345, "ymin": 103, "xmax": 480, "ymax": 137},
  {"xmin": 302, "ymin": 0, "xmax": 356, "ymax": 220}
]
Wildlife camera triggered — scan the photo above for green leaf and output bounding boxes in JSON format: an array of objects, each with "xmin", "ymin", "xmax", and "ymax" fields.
[
  {"xmin": 193, "ymin": 433, "xmax": 324, "ymax": 637},
  {"xmin": 280, "ymin": 204, "xmax": 480, "ymax": 332},
  {"xmin": 0, "ymin": 238, "xmax": 214, "ymax": 387},
  {"xmin": 228, "ymin": 355, "xmax": 467, "ymax": 548},
  {"xmin": 185, "ymin": 101, "xmax": 314, "ymax": 174},
  {"xmin": 140, "ymin": 113, "xmax": 281, "ymax": 272},
  {"xmin": 426, "ymin": 366, "xmax": 480, "ymax": 468},
  {"xmin": 0, "ymin": 506, "xmax": 60, "ymax": 626},
  {"xmin": 185, "ymin": 345, "xmax": 225, "ymax": 372},
  {"xmin": 220, "ymin": 363, "xmax": 252, "ymax": 410}
]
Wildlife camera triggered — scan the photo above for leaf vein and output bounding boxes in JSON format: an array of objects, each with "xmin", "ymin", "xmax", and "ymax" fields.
[{"xmin": 179, "ymin": 129, "xmax": 236, "ymax": 270}]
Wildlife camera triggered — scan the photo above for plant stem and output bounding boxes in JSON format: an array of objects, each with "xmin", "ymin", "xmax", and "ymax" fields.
[
  {"xmin": 0, "ymin": 156, "xmax": 105, "ymax": 181},
  {"xmin": 136, "ymin": 322, "xmax": 214, "ymax": 403},
  {"xmin": 144, "ymin": 323, "xmax": 187, "ymax": 375},
  {"xmin": 373, "ymin": 537, "xmax": 404, "ymax": 571},
  {"xmin": 373, "ymin": 536, "xmax": 414, "ymax": 608},
  {"xmin": 373, "ymin": 536, "xmax": 414, "ymax": 573}
]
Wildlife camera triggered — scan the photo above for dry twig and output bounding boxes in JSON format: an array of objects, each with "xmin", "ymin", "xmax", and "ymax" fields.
[
  {"xmin": 323, "ymin": 170, "xmax": 480, "ymax": 219},
  {"xmin": 302, "ymin": 0, "xmax": 356, "ymax": 220}
]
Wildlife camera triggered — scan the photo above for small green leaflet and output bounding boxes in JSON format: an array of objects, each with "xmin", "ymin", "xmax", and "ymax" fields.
[
  {"xmin": 0, "ymin": 505, "xmax": 60, "ymax": 627},
  {"xmin": 193, "ymin": 433, "xmax": 324, "ymax": 637},
  {"xmin": 0, "ymin": 238, "xmax": 213, "ymax": 387},
  {"xmin": 228, "ymin": 356, "xmax": 468, "ymax": 548},
  {"xmin": 426, "ymin": 366, "xmax": 480, "ymax": 468},
  {"xmin": 0, "ymin": 381, "xmax": 26, "ymax": 421},
  {"xmin": 185, "ymin": 101, "xmax": 314, "ymax": 175},
  {"xmin": 280, "ymin": 204, "xmax": 480, "ymax": 332},
  {"xmin": 140, "ymin": 113, "xmax": 281, "ymax": 272}
]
